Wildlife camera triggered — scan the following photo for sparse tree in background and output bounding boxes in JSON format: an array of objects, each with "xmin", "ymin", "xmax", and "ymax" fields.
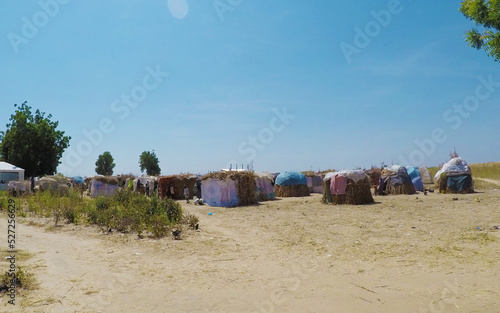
[
  {"xmin": 95, "ymin": 151, "xmax": 115, "ymax": 176},
  {"xmin": 139, "ymin": 150, "xmax": 161, "ymax": 176},
  {"xmin": 460, "ymin": 0, "xmax": 500, "ymax": 61},
  {"xmin": 0, "ymin": 102, "xmax": 71, "ymax": 177}
]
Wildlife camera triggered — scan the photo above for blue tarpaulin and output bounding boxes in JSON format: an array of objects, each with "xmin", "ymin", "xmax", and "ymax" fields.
[
  {"xmin": 406, "ymin": 166, "xmax": 424, "ymax": 191},
  {"xmin": 72, "ymin": 176, "xmax": 84, "ymax": 185},
  {"xmin": 447, "ymin": 174, "xmax": 472, "ymax": 192},
  {"xmin": 275, "ymin": 172, "xmax": 307, "ymax": 186}
]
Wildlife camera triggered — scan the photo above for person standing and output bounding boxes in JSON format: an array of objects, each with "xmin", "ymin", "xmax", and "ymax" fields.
[{"xmin": 184, "ymin": 185, "xmax": 189, "ymax": 203}]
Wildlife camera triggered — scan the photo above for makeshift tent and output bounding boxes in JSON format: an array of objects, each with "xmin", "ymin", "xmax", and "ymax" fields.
[
  {"xmin": 72, "ymin": 176, "xmax": 85, "ymax": 185},
  {"xmin": 418, "ymin": 166, "xmax": 433, "ymax": 184},
  {"xmin": 91, "ymin": 176, "xmax": 119, "ymax": 198},
  {"xmin": 133, "ymin": 176, "xmax": 158, "ymax": 196},
  {"xmin": 305, "ymin": 176, "xmax": 324, "ymax": 193},
  {"xmin": 377, "ymin": 165, "xmax": 416, "ymax": 195},
  {"xmin": 116, "ymin": 174, "xmax": 135, "ymax": 188},
  {"xmin": 38, "ymin": 176, "xmax": 72, "ymax": 195},
  {"xmin": 275, "ymin": 172, "xmax": 310, "ymax": 197},
  {"xmin": 158, "ymin": 174, "xmax": 198, "ymax": 200},
  {"xmin": 0, "ymin": 162, "xmax": 25, "ymax": 191},
  {"xmin": 434, "ymin": 157, "xmax": 473, "ymax": 193},
  {"xmin": 406, "ymin": 166, "xmax": 424, "ymax": 192},
  {"xmin": 322, "ymin": 170, "xmax": 373, "ymax": 205},
  {"xmin": 8, "ymin": 181, "xmax": 31, "ymax": 196},
  {"xmin": 254, "ymin": 172, "xmax": 276, "ymax": 201},
  {"xmin": 201, "ymin": 171, "xmax": 257, "ymax": 207}
]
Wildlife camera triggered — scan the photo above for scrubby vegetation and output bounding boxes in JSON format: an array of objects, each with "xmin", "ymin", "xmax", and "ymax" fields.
[{"xmin": 0, "ymin": 189, "xmax": 189, "ymax": 238}]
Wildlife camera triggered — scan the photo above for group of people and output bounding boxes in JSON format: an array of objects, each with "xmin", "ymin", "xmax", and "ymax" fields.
[{"xmin": 163, "ymin": 183, "xmax": 190, "ymax": 203}]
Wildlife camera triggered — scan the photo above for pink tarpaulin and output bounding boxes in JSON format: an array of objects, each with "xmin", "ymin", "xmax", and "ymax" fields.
[{"xmin": 330, "ymin": 174, "xmax": 347, "ymax": 195}]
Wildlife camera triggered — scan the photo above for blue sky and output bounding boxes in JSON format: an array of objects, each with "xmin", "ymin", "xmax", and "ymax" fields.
[{"xmin": 1, "ymin": 0, "xmax": 499, "ymax": 176}]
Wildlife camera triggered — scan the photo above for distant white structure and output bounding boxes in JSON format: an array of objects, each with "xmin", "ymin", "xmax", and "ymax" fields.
[{"xmin": 0, "ymin": 162, "xmax": 25, "ymax": 191}]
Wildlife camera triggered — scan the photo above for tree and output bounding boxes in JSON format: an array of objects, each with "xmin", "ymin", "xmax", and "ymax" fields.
[
  {"xmin": 0, "ymin": 102, "xmax": 71, "ymax": 178},
  {"xmin": 95, "ymin": 151, "xmax": 115, "ymax": 176},
  {"xmin": 460, "ymin": 0, "xmax": 500, "ymax": 61},
  {"xmin": 139, "ymin": 150, "xmax": 161, "ymax": 175}
]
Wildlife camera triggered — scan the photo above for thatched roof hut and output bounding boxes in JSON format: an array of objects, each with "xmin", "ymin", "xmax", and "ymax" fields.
[
  {"xmin": 201, "ymin": 171, "xmax": 257, "ymax": 207},
  {"xmin": 254, "ymin": 172, "xmax": 276, "ymax": 201},
  {"xmin": 158, "ymin": 174, "xmax": 198, "ymax": 200},
  {"xmin": 377, "ymin": 165, "xmax": 416, "ymax": 195},
  {"xmin": 322, "ymin": 170, "xmax": 373, "ymax": 205},
  {"xmin": 434, "ymin": 157, "xmax": 474, "ymax": 194},
  {"xmin": 275, "ymin": 171, "xmax": 310, "ymax": 197}
]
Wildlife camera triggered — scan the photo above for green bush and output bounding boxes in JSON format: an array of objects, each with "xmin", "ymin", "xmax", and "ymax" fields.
[{"xmin": 3, "ymin": 188, "xmax": 186, "ymax": 238}]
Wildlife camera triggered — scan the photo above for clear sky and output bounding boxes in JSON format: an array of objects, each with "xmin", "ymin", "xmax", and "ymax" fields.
[{"xmin": 1, "ymin": 0, "xmax": 499, "ymax": 177}]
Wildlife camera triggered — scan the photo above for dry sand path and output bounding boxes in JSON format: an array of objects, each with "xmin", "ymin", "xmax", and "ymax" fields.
[
  {"xmin": 1, "ymin": 191, "xmax": 500, "ymax": 312},
  {"xmin": 474, "ymin": 177, "xmax": 500, "ymax": 186}
]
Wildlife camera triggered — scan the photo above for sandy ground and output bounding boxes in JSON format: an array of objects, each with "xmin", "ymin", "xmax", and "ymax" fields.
[{"xmin": 1, "ymin": 186, "xmax": 500, "ymax": 313}]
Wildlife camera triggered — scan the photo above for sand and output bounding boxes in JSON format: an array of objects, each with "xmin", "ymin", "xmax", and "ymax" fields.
[{"xmin": 1, "ymin": 187, "xmax": 500, "ymax": 312}]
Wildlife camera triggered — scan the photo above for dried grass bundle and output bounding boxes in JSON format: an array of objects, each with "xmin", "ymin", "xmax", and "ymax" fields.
[
  {"xmin": 322, "ymin": 177, "xmax": 374, "ymax": 205},
  {"xmin": 93, "ymin": 176, "xmax": 119, "ymax": 185},
  {"xmin": 275, "ymin": 184, "xmax": 310, "ymax": 197},
  {"xmin": 386, "ymin": 183, "xmax": 416, "ymax": 195}
]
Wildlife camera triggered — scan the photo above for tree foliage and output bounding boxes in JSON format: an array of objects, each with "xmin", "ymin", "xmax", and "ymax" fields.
[
  {"xmin": 95, "ymin": 151, "xmax": 115, "ymax": 176},
  {"xmin": 0, "ymin": 102, "xmax": 71, "ymax": 177},
  {"xmin": 139, "ymin": 150, "xmax": 161, "ymax": 176},
  {"xmin": 460, "ymin": 0, "xmax": 500, "ymax": 61}
]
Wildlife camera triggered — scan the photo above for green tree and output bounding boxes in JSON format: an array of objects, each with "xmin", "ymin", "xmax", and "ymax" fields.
[
  {"xmin": 0, "ymin": 102, "xmax": 71, "ymax": 177},
  {"xmin": 460, "ymin": 0, "xmax": 500, "ymax": 61},
  {"xmin": 95, "ymin": 151, "xmax": 115, "ymax": 175},
  {"xmin": 139, "ymin": 150, "xmax": 161, "ymax": 175}
]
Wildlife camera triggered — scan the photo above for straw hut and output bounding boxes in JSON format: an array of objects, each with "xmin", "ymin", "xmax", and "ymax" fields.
[
  {"xmin": 90, "ymin": 175, "xmax": 119, "ymax": 198},
  {"xmin": 275, "ymin": 172, "xmax": 310, "ymax": 197},
  {"xmin": 201, "ymin": 171, "xmax": 257, "ymax": 207},
  {"xmin": 418, "ymin": 166, "xmax": 434, "ymax": 184},
  {"xmin": 322, "ymin": 170, "xmax": 373, "ymax": 205},
  {"xmin": 377, "ymin": 165, "xmax": 416, "ymax": 195},
  {"xmin": 434, "ymin": 157, "xmax": 474, "ymax": 194},
  {"xmin": 405, "ymin": 166, "xmax": 424, "ymax": 192},
  {"xmin": 254, "ymin": 172, "xmax": 276, "ymax": 201},
  {"xmin": 158, "ymin": 174, "xmax": 198, "ymax": 200}
]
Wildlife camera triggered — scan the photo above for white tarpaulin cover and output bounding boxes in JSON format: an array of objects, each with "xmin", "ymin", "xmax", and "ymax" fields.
[
  {"xmin": 323, "ymin": 170, "xmax": 367, "ymax": 183},
  {"xmin": 434, "ymin": 157, "xmax": 471, "ymax": 181},
  {"xmin": 201, "ymin": 178, "xmax": 239, "ymax": 207},
  {"xmin": 255, "ymin": 173, "xmax": 276, "ymax": 200}
]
